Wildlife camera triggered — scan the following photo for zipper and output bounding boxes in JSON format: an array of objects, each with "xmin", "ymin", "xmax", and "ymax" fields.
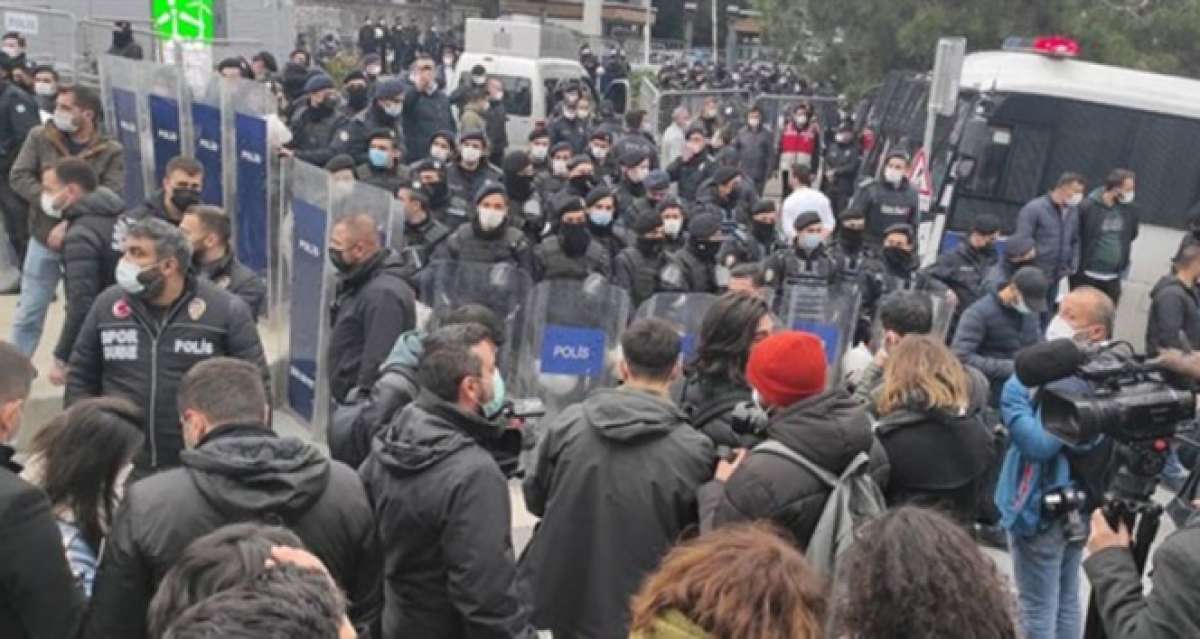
[{"xmin": 133, "ymin": 291, "xmax": 191, "ymax": 468}]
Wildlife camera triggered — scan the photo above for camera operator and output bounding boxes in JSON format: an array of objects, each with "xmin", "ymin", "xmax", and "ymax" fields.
[{"xmin": 995, "ymin": 286, "xmax": 1116, "ymax": 639}]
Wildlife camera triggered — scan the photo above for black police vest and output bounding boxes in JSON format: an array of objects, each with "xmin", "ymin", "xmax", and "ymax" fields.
[{"xmin": 446, "ymin": 225, "xmax": 527, "ymax": 266}]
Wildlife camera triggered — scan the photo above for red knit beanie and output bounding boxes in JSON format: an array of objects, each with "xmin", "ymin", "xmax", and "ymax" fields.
[{"xmin": 746, "ymin": 331, "xmax": 827, "ymax": 407}]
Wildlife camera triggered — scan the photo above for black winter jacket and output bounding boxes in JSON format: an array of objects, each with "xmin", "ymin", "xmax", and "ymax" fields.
[
  {"xmin": 1083, "ymin": 514, "xmax": 1200, "ymax": 639},
  {"xmin": 849, "ymin": 178, "xmax": 920, "ymax": 246},
  {"xmin": 434, "ymin": 222, "xmax": 534, "ymax": 273},
  {"xmin": 337, "ymin": 103, "xmax": 406, "ymax": 165},
  {"xmin": 676, "ymin": 371, "xmax": 756, "ymax": 448},
  {"xmin": 0, "ymin": 447, "xmax": 85, "ymax": 639},
  {"xmin": 329, "ymin": 249, "xmax": 417, "ymax": 403},
  {"xmin": 196, "ymin": 251, "xmax": 267, "ymax": 320},
  {"xmin": 1145, "ymin": 275, "xmax": 1200, "ymax": 357},
  {"xmin": 711, "ymin": 389, "xmax": 890, "ymax": 550},
  {"xmin": 444, "ymin": 161, "xmax": 503, "ymax": 230},
  {"xmin": 0, "ymin": 80, "xmax": 39, "ymax": 173},
  {"xmin": 54, "ymin": 186, "xmax": 125, "ymax": 363},
  {"xmin": 65, "ymin": 279, "xmax": 268, "ymax": 471},
  {"xmin": 1078, "ymin": 191, "xmax": 1138, "ymax": 275},
  {"xmin": 927, "ymin": 241, "xmax": 997, "ymax": 314},
  {"xmin": 533, "ymin": 234, "xmax": 610, "ymax": 281},
  {"xmin": 659, "ymin": 246, "xmax": 720, "ymax": 294},
  {"xmin": 666, "ymin": 150, "xmax": 715, "ymax": 204},
  {"xmin": 397, "ymin": 216, "xmax": 452, "ymax": 284},
  {"xmin": 359, "ymin": 392, "xmax": 536, "ymax": 639},
  {"xmin": 330, "ymin": 330, "xmax": 423, "ymax": 469},
  {"xmin": 519, "ymin": 387, "xmax": 715, "ymax": 639},
  {"xmin": 950, "ymin": 290, "xmax": 1041, "ymax": 396},
  {"xmin": 401, "ymin": 85, "xmax": 456, "ymax": 162},
  {"xmin": 84, "ymin": 424, "xmax": 382, "ymax": 639},
  {"xmin": 288, "ymin": 102, "xmax": 351, "ymax": 167},
  {"xmin": 613, "ymin": 244, "xmax": 667, "ymax": 308}
]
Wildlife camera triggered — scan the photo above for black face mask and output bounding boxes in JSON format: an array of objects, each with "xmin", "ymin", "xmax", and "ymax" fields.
[
  {"xmin": 975, "ymin": 242, "xmax": 997, "ymax": 258},
  {"xmin": 328, "ymin": 248, "xmax": 352, "ymax": 272},
  {"xmin": 636, "ymin": 236, "xmax": 663, "ymax": 257},
  {"xmin": 692, "ymin": 238, "xmax": 723, "ymax": 262},
  {"xmin": 839, "ymin": 227, "xmax": 864, "ymax": 251},
  {"xmin": 346, "ymin": 87, "xmax": 369, "ymax": 111},
  {"xmin": 1009, "ymin": 257, "xmax": 1034, "ymax": 270},
  {"xmin": 315, "ymin": 95, "xmax": 337, "ymax": 116},
  {"xmin": 170, "ymin": 187, "xmax": 201, "ymax": 214},
  {"xmin": 506, "ymin": 174, "xmax": 534, "ymax": 202},
  {"xmin": 570, "ymin": 174, "xmax": 594, "ymax": 192},
  {"xmin": 883, "ymin": 246, "xmax": 913, "ymax": 271},
  {"xmin": 425, "ymin": 181, "xmax": 448, "ymax": 206},
  {"xmin": 752, "ymin": 220, "xmax": 776, "ymax": 243},
  {"xmin": 560, "ymin": 222, "xmax": 591, "ymax": 256}
]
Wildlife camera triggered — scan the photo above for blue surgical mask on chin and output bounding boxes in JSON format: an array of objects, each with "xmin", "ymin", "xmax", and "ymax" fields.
[{"xmin": 482, "ymin": 368, "xmax": 507, "ymax": 420}]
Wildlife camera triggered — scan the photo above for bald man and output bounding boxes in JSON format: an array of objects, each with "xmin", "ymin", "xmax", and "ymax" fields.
[{"xmin": 327, "ymin": 212, "xmax": 416, "ymax": 404}]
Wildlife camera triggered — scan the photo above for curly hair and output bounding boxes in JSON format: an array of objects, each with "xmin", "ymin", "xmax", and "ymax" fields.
[
  {"xmin": 832, "ymin": 506, "xmax": 1018, "ymax": 639},
  {"xmin": 629, "ymin": 522, "xmax": 827, "ymax": 639}
]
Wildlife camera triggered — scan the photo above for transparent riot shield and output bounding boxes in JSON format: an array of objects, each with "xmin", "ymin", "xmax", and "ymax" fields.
[
  {"xmin": 190, "ymin": 76, "xmax": 225, "ymax": 209},
  {"xmin": 777, "ymin": 279, "xmax": 862, "ymax": 387},
  {"xmin": 145, "ymin": 61, "xmax": 189, "ymax": 185},
  {"xmin": 100, "ymin": 55, "xmax": 149, "ymax": 202},
  {"xmin": 416, "ymin": 259, "xmax": 534, "ymax": 379},
  {"xmin": 225, "ymin": 78, "xmax": 278, "ymax": 313},
  {"xmin": 513, "ymin": 276, "xmax": 631, "ymax": 419},
  {"xmin": 633, "ymin": 292, "xmax": 720, "ymax": 362},
  {"xmin": 869, "ymin": 290, "xmax": 957, "ymax": 346}
]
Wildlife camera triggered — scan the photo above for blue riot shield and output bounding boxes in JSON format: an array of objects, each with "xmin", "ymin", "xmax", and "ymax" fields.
[
  {"xmin": 633, "ymin": 292, "xmax": 720, "ymax": 361},
  {"xmin": 777, "ymin": 280, "xmax": 862, "ymax": 386},
  {"xmin": 101, "ymin": 55, "xmax": 148, "ymax": 202}
]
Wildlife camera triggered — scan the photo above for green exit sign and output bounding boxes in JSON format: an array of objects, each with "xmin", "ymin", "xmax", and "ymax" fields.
[{"xmin": 152, "ymin": 0, "xmax": 214, "ymax": 42}]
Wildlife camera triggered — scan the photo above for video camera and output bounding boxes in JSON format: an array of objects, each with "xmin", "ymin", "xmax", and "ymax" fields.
[{"xmin": 1016, "ymin": 339, "xmax": 1196, "ymax": 512}]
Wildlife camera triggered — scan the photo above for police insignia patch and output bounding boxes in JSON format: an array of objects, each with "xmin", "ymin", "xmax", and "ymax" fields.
[
  {"xmin": 113, "ymin": 298, "xmax": 132, "ymax": 319},
  {"xmin": 188, "ymin": 298, "xmax": 207, "ymax": 321}
]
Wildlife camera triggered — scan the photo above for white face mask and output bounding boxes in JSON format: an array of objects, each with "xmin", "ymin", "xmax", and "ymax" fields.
[
  {"xmin": 662, "ymin": 218, "xmax": 683, "ymax": 238},
  {"xmin": 460, "ymin": 146, "xmax": 483, "ymax": 164},
  {"xmin": 577, "ymin": 109, "xmax": 591, "ymax": 119},
  {"xmin": 530, "ymin": 144, "xmax": 549, "ymax": 161},
  {"xmin": 1045, "ymin": 314, "xmax": 1082, "ymax": 342},
  {"xmin": 477, "ymin": 206, "xmax": 506, "ymax": 231},
  {"xmin": 747, "ymin": 117, "xmax": 761, "ymax": 128},
  {"xmin": 1119, "ymin": 190, "xmax": 1135, "ymax": 205},
  {"xmin": 443, "ymin": 56, "xmax": 455, "ymax": 66},
  {"xmin": 794, "ymin": 115, "xmax": 808, "ymax": 126},
  {"xmin": 115, "ymin": 258, "xmax": 147, "ymax": 295},
  {"xmin": 2, "ymin": 45, "xmax": 19, "ymax": 59},
  {"xmin": 551, "ymin": 159, "xmax": 568, "ymax": 176},
  {"xmin": 430, "ymin": 146, "xmax": 450, "ymax": 162},
  {"xmin": 590, "ymin": 146, "xmax": 607, "ymax": 160},
  {"xmin": 1067, "ymin": 192, "xmax": 1084, "ymax": 207},
  {"xmin": 383, "ymin": 103, "xmax": 403, "ymax": 117},
  {"xmin": 366, "ymin": 65, "xmax": 382, "ymax": 76},
  {"xmin": 34, "ymin": 81, "xmax": 55, "ymax": 97},
  {"xmin": 884, "ymin": 168, "xmax": 904, "ymax": 185},
  {"xmin": 628, "ymin": 167, "xmax": 648, "ymax": 183},
  {"xmin": 40, "ymin": 191, "xmax": 63, "ymax": 218},
  {"xmin": 53, "ymin": 109, "xmax": 78, "ymax": 134}
]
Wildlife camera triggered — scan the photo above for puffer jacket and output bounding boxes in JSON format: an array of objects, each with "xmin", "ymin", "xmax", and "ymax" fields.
[
  {"xmin": 1145, "ymin": 275, "xmax": 1200, "ymax": 357},
  {"xmin": 84, "ymin": 423, "xmax": 382, "ymax": 639},
  {"xmin": 711, "ymin": 388, "xmax": 890, "ymax": 550},
  {"xmin": 401, "ymin": 84, "xmax": 457, "ymax": 162},
  {"xmin": 10, "ymin": 122, "xmax": 124, "ymax": 244},
  {"xmin": 676, "ymin": 371, "xmax": 756, "ymax": 448},
  {"xmin": 951, "ymin": 290, "xmax": 1042, "ymax": 398},
  {"xmin": 1013, "ymin": 194, "xmax": 1080, "ymax": 281},
  {"xmin": 64, "ymin": 278, "xmax": 269, "ymax": 471},
  {"xmin": 195, "ymin": 252, "xmax": 267, "ymax": 320},
  {"xmin": 732, "ymin": 124, "xmax": 774, "ymax": 185},
  {"xmin": 359, "ymin": 392, "xmax": 536, "ymax": 639},
  {"xmin": 53, "ymin": 186, "xmax": 125, "ymax": 363}
]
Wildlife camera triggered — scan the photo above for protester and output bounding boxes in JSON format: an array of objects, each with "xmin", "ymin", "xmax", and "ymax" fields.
[
  {"xmin": 85, "ymin": 357, "xmax": 381, "ymax": 638},
  {"xmin": 995, "ymin": 286, "xmax": 1116, "ymax": 639},
  {"xmin": 485, "ymin": 77, "xmax": 509, "ymax": 165},
  {"xmin": 10, "ymin": 84, "xmax": 123, "ymax": 357},
  {"xmin": 402, "ymin": 54, "xmax": 457, "ymax": 162},
  {"xmin": 628, "ymin": 523, "xmax": 827, "ymax": 639},
  {"xmin": 667, "ymin": 125, "xmax": 715, "ymax": 203},
  {"xmin": 1073, "ymin": 169, "xmax": 1138, "ymax": 304},
  {"xmin": 660, "ymin": 105, "xmax": 690, "ymax": 167},
  {"xmin": 851, "ymin": 290, "xmax": 933, "ymax": 405},
  {"xmin": 0, "ymin": 342, "xmax": 86, "ymax": 639},
  {"xmin": 733, "ymin": 105, "xmax": 774, "ymax": 194},
  {"xmin": 678, "ymin": 293, "xmax": 773, "ymax": 447},
  {"xmin": 519, "ymin": 318, "xmax": 715, "ymax": 638},
  {"xmin": 1013, "ymin": 172, "xmax": 1085, "ymax": 320},
  {"xmin": 951, "ymin": 266, "xmax": 1046, "ymax": 403},
  {"xmin": 831, "ymin": 506, "xmax": 1019, "ymax": 638},
  {"xmin": 65, "ymin": 218, "xmax": 268, "ymax": 476},
  {"xmin": 359, "ymin": 324, "xmax": 536, "ymax": 638},
  {"xmin": 708, "ymin": 331, "xmax": 889, "ymax": 549},
  {"xmin": 179, "ymin": 205, "xmax": 267, "ymax": 319},
  {"xmin": 985, "ymin": 234, "xmax": 1037, "ymax": 289},
  {"xmin": 21, "ymin": 397, "xmax": 142, "ymax": 597}
]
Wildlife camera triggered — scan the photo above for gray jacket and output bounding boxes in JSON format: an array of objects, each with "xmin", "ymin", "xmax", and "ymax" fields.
[
  {"xmin": 1013, "ymin": 194, "xmax": 1080, "ymax": 281},
  {"xmin": 733, "ymin": 125, "xmax": 774, "ymax": 184}
]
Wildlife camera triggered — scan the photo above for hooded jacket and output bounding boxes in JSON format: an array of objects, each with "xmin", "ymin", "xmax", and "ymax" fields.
[
  {"xmin": 84, "ymin": 423, "xmax": 382, "ymax": 639},
  {"xmin": 329, "ymin": 248, "xmax": 417, "ymax": 403},
  {"xmin": 330, "ymin": 329, "xmax": 424, "ymax": 469},
  {"xmin": 10, "ymin": 122, "xmax": 124, "ymax": 244},
  {"xmin": 1145, "ymin": 275, "xmax": 1200, "ymax": 357},
  {"xmin": 711, "ymin": 389, "xmax": 890, "ymax": 550},
  {"xmin": 359, "ymin": 392, "xmax": 536, "ymax": 639},
  {"xmin": 519, "ymin": 387, "xmax": 715, "ymax": 639},
  {"xmin": 54, "ymin": 186, "xmax": 125, "ymax": 363}
]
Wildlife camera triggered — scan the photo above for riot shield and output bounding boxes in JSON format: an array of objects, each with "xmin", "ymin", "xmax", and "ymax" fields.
[
  {"xmin": 633, "ymin": 292, "xmax": 720, "ymax": 361},
  {"xmin": 145, "ymin": 61, "xmax": 189, "ymax": 185},
  {"xmin": 225, "ymin": 78, "xmax": 278, "ymax": 315},
  {"xmin": 101, "ymin": 55, "xmax": 149, "ymax": 202},
  {"xmin": 513, "ymin": 276, "xmax": 631, "ymax": 419},
  {"xmin": 190, "ymin": 76, "xmax": 225, "ymax": 209},
  {"xmin": 777, "ymin": 279, "xmax": 862, "ymax": 387},
  {"xmin": 869, "ymin": 290, "xmax": 957, "ymax": 346},
  {"xmin": 416, "ymin": 259, "xmax": 534, "ymax": 379}
]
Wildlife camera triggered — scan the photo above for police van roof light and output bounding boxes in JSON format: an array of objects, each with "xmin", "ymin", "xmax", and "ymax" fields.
[{"xmin": 1002, "ymin": 35, "xmax": 1080, "ymax": 58}]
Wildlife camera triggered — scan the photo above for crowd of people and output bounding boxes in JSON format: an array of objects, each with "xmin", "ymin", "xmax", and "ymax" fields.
[{"xmin": 0, "ymin": 20, "xmax": 1199, "ymax": 639}]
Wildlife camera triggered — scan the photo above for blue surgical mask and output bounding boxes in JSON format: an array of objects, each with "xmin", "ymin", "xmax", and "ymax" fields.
[
  {"xmin": 588, "ymin": 208, "xmax": 613, "ymax": 227},
  {"xmin": 482, "ymin": 368, "xmax": 506, "ymax": 419},
  {"xmin": 368, "ymin": 148, "xmax": 391, "ymax": 169},
  {"xmin": 798, "ymin": 234, "xmax": 822, "ymax": 252}
]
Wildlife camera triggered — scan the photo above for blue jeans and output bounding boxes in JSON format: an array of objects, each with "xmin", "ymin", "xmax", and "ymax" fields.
[
  {"xmin": 9, "ymin": 237, "xmax": 61, "ymax": 357},
  {"xmin": 1010, "ymin": 520, "xmax": 1085, "ymax": 639}
]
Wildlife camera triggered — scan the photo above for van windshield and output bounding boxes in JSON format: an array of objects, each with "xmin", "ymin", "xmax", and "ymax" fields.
[{"xmin": 458, "ymin": 72, "xmax": 533, "ymax": 117}]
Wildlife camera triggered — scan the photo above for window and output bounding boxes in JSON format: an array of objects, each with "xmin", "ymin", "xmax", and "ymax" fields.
[{"xmin": 457, "ymin": 72, "xmax": 533, "ymax": 117}]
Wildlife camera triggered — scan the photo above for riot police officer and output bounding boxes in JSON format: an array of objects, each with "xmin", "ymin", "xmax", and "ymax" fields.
[
  {"xmin": 861, "ymin": 223, "xmax": 948, "ymax": 331},
  {"xmin": 659, "ymin": 209, "xmax": 725, "ymax": 294},
  {"xmin": 396, "ymin": 182, "xmax": 450, "ymax": 284},
  {"xmin": 337, "ymin": 77, "xmax": 407, "ymax": 165},
  {"xmin": 613, "ymin": 204, "xmax": 669, "ymax": 308},
  {"xmin": 354, "ymin": 129, "xmax": 409, "ymax": 194},
  {"xmin": 762, "ymin": 211, "xmax": 838, "ymax": 290},
  {"xmin": 502, "ymin": 150, "xmax": 544, "ymax": 243},
  {"xmin": 285, "ymin": 73, "xmax": 350, "ymax": 168},
  {"xmin": 824, "ymin": 121, "xmax": 861, "ymax": 214},
  {"xmin": 413, "ymin": 158, "xmax": 451, "ymax": 223},
  {"xmin": 534, "ymin": 195, "xmax": 609, "ymax": 281},
  {"xmin": 721, "ymin": 200, "xmax": 781, "ymax": 269},
  {"xmin": 433, "ymin": 181, "xmax": 534, "ymax": 272},
  {"xmin": 535, "ymin": 141, "xmax": 574, "ymax": 203},
  {"xmin": 444, "ymin": 129, "xmax": 502, "ymax": 231},
  {"xmin": 614, "ymin": 148, "xmax": 651, "ymax": 222},
  {"xmin": 849, "ymin": 150, "xmax": 920, "ymax": 247},
  {"xmin": 584, "ymin": 186, "xmax": 630, "ymax": 275},
  {"xmin": 667, "ymin": 126, "xmax": 715, "ymax": 203}
]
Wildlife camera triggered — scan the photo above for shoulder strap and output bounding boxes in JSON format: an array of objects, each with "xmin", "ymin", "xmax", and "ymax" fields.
[
  {"xmin": 753, "ymin": 440, "xmax": 838, "ymax": 488},
  {"xmin": 688, "ymin": 388, "xmax": 749, "ymax": 430}
]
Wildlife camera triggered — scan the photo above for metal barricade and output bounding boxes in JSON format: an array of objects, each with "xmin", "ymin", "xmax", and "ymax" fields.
[
  {"xmin": 638, "ymin": 76, "xmax": 660, "ymax": 133},
  {"xmin": 651, "ymin": 88, "xmax": 751, "ymax": 137},
  {"xmin": 0, "ymin": 4, "xmax": 77, "ymax": 77},
  {"xmin": 77, "ymin": 18, "xmax": 163, "ymax": 85}
]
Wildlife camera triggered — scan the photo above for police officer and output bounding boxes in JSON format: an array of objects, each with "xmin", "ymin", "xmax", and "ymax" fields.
[
  {"xmin": 337, "ymin": 77, "xmax": 406, "ymax": 165},
  {"xmin": 528, "ymin": 128, "xmax": 553, "ymax": 178},
  {"xmin": 697, "ymin": 166, "xmax": 751, "ymax": 230},
  {"xmin": 536, "ymin": 141, "xmax": 574, "ymax": 202},
  {"xmin": 666, "ymin": 125, "xmax": 715, "ymax": 203},
  {"xmin": 659, "ymin": 209, "xmax": 724, "ymax": 294},
  {"xmin": 559, "ymin": 154, "xmax": 598, "ymax": 200},
  {"xmin": 611, "ymin": 109, "xmax": 658, "ymax": 171},
  {"xmin": 65, "ymin": 217, "xmax": 268, "ymax": 478},
  {"xmin": 341, "ymin": 70, "xmax": 371, "ymax": 117},
  {"xmin": 828, "ymin": 207, "xmax": 878, "ymax": 282},
  {"xmin": 762, "ymin": 211, "xmax": 838, "ymax": 290},
  {"xmin": 0, "ymin": 55, "xmax": 39, "ymax": 262},
  {"xmin": 434, "ymin": 182, "xmax": 534, "ymax": 272},
  {"xmin": 413, "ymin": 158, "xmax": 452, "ymax": 223},
  {"xmin": 643, "ymin": 169, "xmax": 671, "ymax": 209},
  {"xmin": 613, "ymin": 204, "xmax": 669, "ymax": 307},
  {"xmin": 444, "ymin": 129, "xmax": 502, "ymax": 231},
  {"xmin": 534, "ymin": 195, "xmax": 609, "ymax": 281},
  {"xmin": 927, "ymin": 213, "xmax": 1000, "ymax": 316},
  {"xmin": 180, "ymin": 205, "xmax": 267, "ymax": 320},
  {"xmin": 584, "ymin": 186, "xmax": 630, "ymax": 274},
  {"xmin": 849, "ymin": 150, "xmax": 919, "ymax": 247},
  {"xmin": 862, "ymin": 224, "xmax": 947, "ymax": 330},
  {"xmin": 502, "ymin": 150, "xmax": 544, "ymax": 243},
  {"xmin": 587, "ymin": 130, "xmax": 617, "ymax": 185},
  {"xmin": 485, "ymin": 77, "xmax": 509, "ymax": 167},
  {"xmin": 395, "ymin": 182, "xmax": 450, "ymax": 283},
  {"xmin": 426, "ymin": 130, "xmax": 456, "ymax": 164},
  {"xmin": 722, "ymin": 199, "xmax": 781, "ymax": 268},
  {"xmin": 614, "ymin": 148, "xmax": 651, "ymax": 222},
  {"xmin": 284, "ymin": 73, "xmax": 350, "ymax": 168},
  {"xmin": 355, "ymin": 129, "xmax": 409, "ymax": 194},
  {"xmin": 327, "ymin": 212, "xmax": 416, "ymax": 405},
  {"xmin": 824, "ymin": 120, "xmax": 862, "ymax": 214},
  {"xmin": 659, "ymin": 197, "xmax": 689, "ymax": 253},
  {"xmin": 549, "ymin": 91, "xmax": 588, "ymax": 153},
  {"xmin": 732, "ymin": 104, "xmax": 774, "ymax": 195}
]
